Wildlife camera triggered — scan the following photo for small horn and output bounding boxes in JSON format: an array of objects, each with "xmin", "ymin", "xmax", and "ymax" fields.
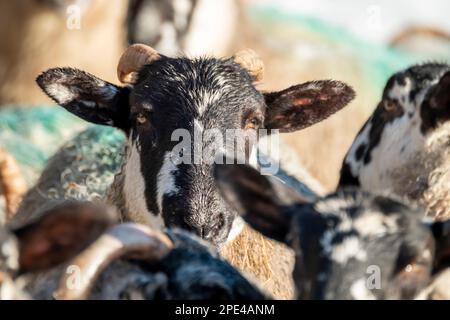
[
  {"xmin": 0, "ymin": 148, "xmax": 27, "ymax": 221},
  {"xmin": 54, "ymin": 223, "xmax": 173, "ymax": 300},
  {"xmin": 233, "ymin": 49, "xmax": 264, "ymax": 82},
  {"xmin": 117, "ymin": 44, "xmax": 161, "ymax": 84}
]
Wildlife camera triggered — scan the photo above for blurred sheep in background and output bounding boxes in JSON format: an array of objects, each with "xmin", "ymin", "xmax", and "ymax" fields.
[
  {"xmin": 0, "ymin": 0, "xmax": 129, "ymax": 106},
  {"xmin": 0, "ymin": 0, "xmax": 241, "ymax": 106},
  {"xmin": 1, "ymin": 0, "xmax": 450, "ymax": 230},
  {"xmin": 240, "ymin": 1, "xmax": 450, "ymax": 190},
  {"xmin": 127, "ymin": 0, "xmax": 241, "ymax": 56}
]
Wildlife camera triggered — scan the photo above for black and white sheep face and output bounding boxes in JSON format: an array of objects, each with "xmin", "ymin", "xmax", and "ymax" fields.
[
  {"xmin": 340, "ymin": 63, "xmax": 450, "ymax": 196},
  {"xmin": 125, "ymin": 57, "xmax": 266, "ymax": 246},
  {"xmin": 215, "ymin": 164, "xmax": 450, "ymax": 300},
  {"xmin": 37, "ymin": 54, "xmax": 355, "ymax": 248}
]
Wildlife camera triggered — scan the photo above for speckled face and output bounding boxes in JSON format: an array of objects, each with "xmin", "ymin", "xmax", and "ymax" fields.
[
  {"xmin": 215, "ymin": 164, "xmax": 450, "ymax": 301},
  {"xmin": 340, "ymin": 64, "xmax": 450, "ymax": 195},
  {"xmin": 288, "ymin": 191, "xmax": 433, "ymax": 300},
  {"xmin": 37, "ymin": 55, "xmax": 355, "ymax": 249},
  {"xmin": 122, "ymin": 57, "xmax": 265, "ymax": 247}
]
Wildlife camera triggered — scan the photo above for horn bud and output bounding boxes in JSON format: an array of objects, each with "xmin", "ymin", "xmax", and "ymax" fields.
[
  {"xmin": 117, "ymin": 44, "xmax": 161, "ymax": 84},
  {"xmin": 233, "ymin": 49, "xmax": 264, "ymax": 82}
]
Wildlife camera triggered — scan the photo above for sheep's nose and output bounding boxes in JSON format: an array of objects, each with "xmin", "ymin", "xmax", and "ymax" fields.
[
  {"xmin": 182, "ymin": 218, "xmax": 206, "ymax": 238},
  {"xmin": 199, "ymin": 226, "xmax": 207, "ymax": 239},
  {"xmin": 185, "ymin": 223, "xmax": 213, "ymax": 241},
  {"xmin": 183, "ymin": 213, "xmax": 225, "ymax": 241}
]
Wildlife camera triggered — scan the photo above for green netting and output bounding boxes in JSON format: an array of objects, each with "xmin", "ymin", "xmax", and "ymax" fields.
[
  {"xmin": 0, "ymin": 106, "xmax": 127, "ymax": 187},
  {"xmin": 0, "ymin": 106, "xmax": 87, "ymax": 183}
]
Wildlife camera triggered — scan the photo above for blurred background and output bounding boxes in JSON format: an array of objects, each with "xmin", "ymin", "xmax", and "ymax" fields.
[{"xmin": 0, "ymin": 0, "xmax": 449, "ymax": 193}]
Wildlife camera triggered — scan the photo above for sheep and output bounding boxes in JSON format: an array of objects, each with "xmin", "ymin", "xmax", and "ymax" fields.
[
  {"xmin": 32, "ymin": 44, "xmax": 354, "ymax": 245},
  {"xmin": 3, "ymin": 196, "xmax": 265, "ymax": 301},
  {"xmin": 15, "ymin": 125, "xmax": 304, "ymax": 299},
  {"xmin": 0, "ymin": 0, "xmax": 242, "ymax": 106},
  {"xmin": 214, "ymin": 163, "xmax": 450, "ymax": 300},
  {"xmin": 16, "ymin": 44, "xmax": 354, "ymax": 298},
  {"xmin": 0, "ymin": 0, "xmax": 128, "ymax": 105},
  {"xmin": 48, "ymin": 222, "xmax": 267, "ymax": 300},
  {"xmin": 127, "ymin": 0, "xmax": 240, "ymax": 56},
  {"xmin": 339, "ymin": 63, "xmax": 450, "ymax": 220},
  {"xmin": 0, "ymin": 201, "xmax": 115, "ymax": 299}
]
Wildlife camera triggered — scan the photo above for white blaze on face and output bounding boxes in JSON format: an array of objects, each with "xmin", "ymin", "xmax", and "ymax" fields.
[
  {"xmin": 197, "ymin": 89, "xmax": 221, "ymax": 116},
  {"xmin": 123, "ymin": 136, "xmax": 163, "ymax": 229},
  {"xmin": 226, "ymin": 216, "xmax": 245, "ymax": 243},
  {"xmin": 156, "ymin": 152, "xmax": 180, "ymax": 213}
]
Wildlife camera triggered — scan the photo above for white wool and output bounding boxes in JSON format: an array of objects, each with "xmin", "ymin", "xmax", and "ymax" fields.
[
  {"xmin": 330, "ymin": 236, "xmax": 367, "ymax": 264},
  {"xmin": 123, "ymin": 137, "xmax": 163, "ymax": 228},
  {"xmin": 156, "ymin": 152, "xmax": 180, "ymax": 213},
  {"xmin": 350, "ymin": 278, "xmax": 376, "ymax": 300}
]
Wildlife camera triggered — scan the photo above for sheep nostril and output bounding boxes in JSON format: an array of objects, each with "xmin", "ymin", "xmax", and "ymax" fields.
[
  {"xmin": 182, "ymin": 217, "xmax": 206, "ymax": 238},
  {"xmin": 200, "ymin": 227, "xmax": 206, "ymax": 239}
]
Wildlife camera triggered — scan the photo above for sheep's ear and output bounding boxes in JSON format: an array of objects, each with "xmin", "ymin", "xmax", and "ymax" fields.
[
  {"xmin": 13, "ymin": 202, "xmax": 116, "ymax": 274},
  {"xmin": 214, "ymin": 164, "xmax": 300, "ymax": 243},
  {"xmin": 36, "ymin": 68, "xmax": 131, "ymax": 130},
  {"xmin": 263, "ymin": 80, "xmax": 355, "ymax": 133},
  {"xmin": 429, "ymin": 71, "xmax": 450, "ymax": 111},
  {"xmin": 430, "ymin": 219, "xmax": 450, "ymax": 272}
]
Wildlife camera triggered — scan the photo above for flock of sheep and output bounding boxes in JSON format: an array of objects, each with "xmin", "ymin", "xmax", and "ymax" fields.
[{"xmin": 0, "ymin": 39, "xmax": 449, "ymax": 300}]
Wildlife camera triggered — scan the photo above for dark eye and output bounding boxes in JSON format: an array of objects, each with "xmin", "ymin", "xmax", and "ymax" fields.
[
  {"xmin": 383, "ymin": 99, "xmax": 398, "ymax": 112},
  {"xmin": 245, "ymin": 117, "xmax": 262, "ymax": 130},
  {"xmin": 136, "ymin": 113, "xmax": 148, "ymax": 125}
]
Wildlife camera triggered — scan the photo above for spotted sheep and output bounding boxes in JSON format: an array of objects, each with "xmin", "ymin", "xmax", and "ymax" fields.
[
  {"xmin": 340, "ymin": 63, "xmax": 450, "ymax": 220},
  {"xmin": 52, "ymin": 221, "xmax": 266, "ymax": 300},
  {"xmin": 0, "ymin": 202, "xmax": 115, "ymax": 299},
  {"xmin": 30, "ymin": 43, "xmax": 357, "ymax": 245},
  {"xmin": 14, "ymin": 44, "xmax": 354, "ymax": 298},
  {"xmin": 1, "ymin": 201, "xmax": 264, "ymax": 300},
  {"xmin": 215, "ymin": 163, "xmax": 450, "ymax": 300}
]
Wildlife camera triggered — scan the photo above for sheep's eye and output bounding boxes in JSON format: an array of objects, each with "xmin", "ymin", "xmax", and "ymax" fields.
[
  {"xmin": 400, "ymin": 259, "xmax": 430, "ymax": 277},
  {"xmin": 245, "ymin": 117, "xmax": 262, "ymax": 130},
  {"xmin": 136, "ymin": 113, "xmax": 147, "ymax": 125},
  {"xmin": 404, "ymin": 264, "xmax": 415, "ymax": 273},
  {"xmin": 384, "ymin": 100, "xmax": 398, "ymax": 112}
]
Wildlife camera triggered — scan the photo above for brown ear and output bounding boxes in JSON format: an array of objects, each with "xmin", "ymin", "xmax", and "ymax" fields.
[
  {"xmin": 13, "ymin": 201, "xmax": 116, "ymax": 274},
  {"xmin": 264, "ymin": 80, "xmax": 355, "ymax": 133},
  {"xmin": 214, "ymin": 164, "xmax": 299, "ymax": 243}
]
